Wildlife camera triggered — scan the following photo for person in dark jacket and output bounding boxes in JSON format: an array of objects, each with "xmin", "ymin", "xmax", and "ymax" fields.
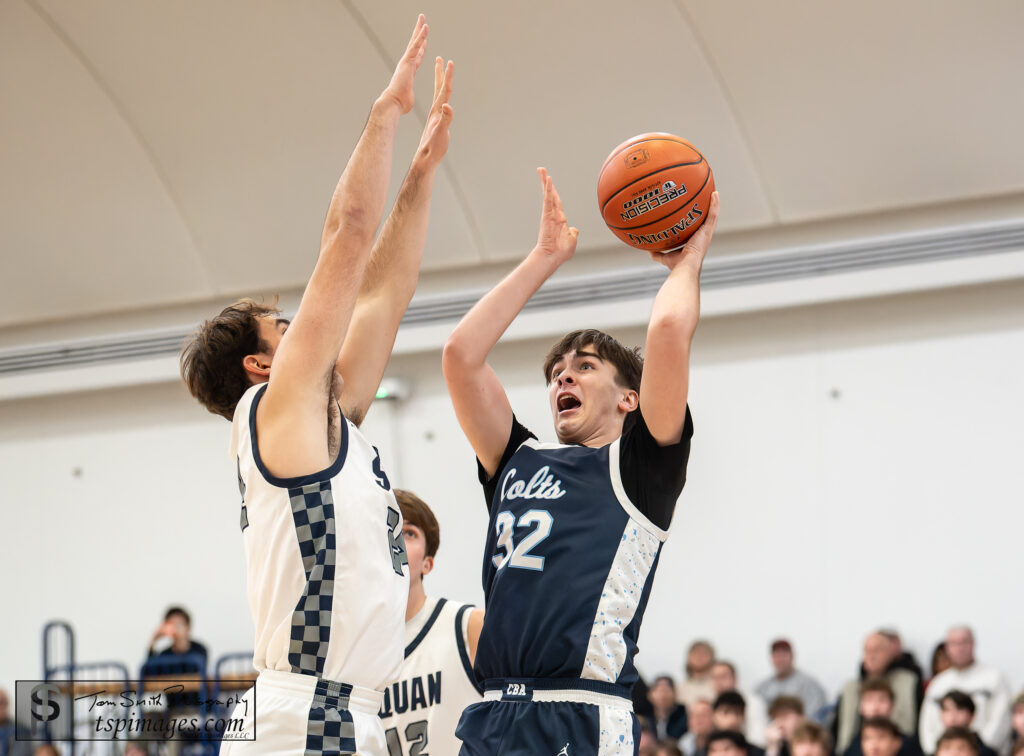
[{"xmin": 645, "ymin": 675, "xmax": 690, "ymax": 741}]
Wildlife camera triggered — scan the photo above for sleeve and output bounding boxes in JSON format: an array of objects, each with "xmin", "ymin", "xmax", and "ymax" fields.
[
  {"xmin": 977, "ymin": 672, "xmax": 1013, "ymax": 752},
  {"xmin": 477, "ymin": 415, "xmax": 536, "ymax": 513},
  {"xmin": 618, "ymin": 405, "xmax": 694, "ymax": 531}
]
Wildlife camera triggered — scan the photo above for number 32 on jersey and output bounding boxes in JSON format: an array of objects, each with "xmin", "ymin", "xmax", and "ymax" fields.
[{"xmin": 491, "ymin": 509, "xmax": 553, "ymax": 571}]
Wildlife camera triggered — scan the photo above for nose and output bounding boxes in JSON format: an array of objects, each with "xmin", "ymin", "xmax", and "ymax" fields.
[{"xmin": 557, "ymin": 371, "xmax": 575, "ymax": 387}]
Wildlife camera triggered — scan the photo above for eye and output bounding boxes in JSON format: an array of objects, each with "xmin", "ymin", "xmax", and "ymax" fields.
[{"xmin": 580, "ymin": 361, "xmax": 594, "ymax": 370}]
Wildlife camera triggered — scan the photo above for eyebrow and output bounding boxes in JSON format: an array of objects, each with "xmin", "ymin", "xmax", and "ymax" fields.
[{"xmin": 573, "ymin": 351, "xmax": 602, "ymax": 362}]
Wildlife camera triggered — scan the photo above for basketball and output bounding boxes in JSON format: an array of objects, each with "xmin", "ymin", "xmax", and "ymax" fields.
[{"xmin": 598, "ymin": 132, "xmax": 715, "ymax": 253}]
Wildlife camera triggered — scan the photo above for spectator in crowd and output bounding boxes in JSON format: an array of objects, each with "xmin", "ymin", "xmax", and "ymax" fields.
[
  {"xmin": 0, "ymin": 687, "xmax": 32, "ymax": 756},
  {"xmin": 646, "ymin": 675, "xmax": 690, "ymax": 741},
  {"xmin": 928, "ymin": 645, "xmax": 952, "ymax": 690},
  {"xmin": 756, "ymin": 639, "xmax": 829, "ymax": 722},
  {"xmin": 31, "ymin": 746, "xmax": 58, "ymax": 756},
  {"xmin": 713, "ymin": 693, "xmax": 766, "ymax": 756},
  {"xmin": 919, "ymin": 627, "xmax": 1012, "ymax": 755},
  {"xmin": 713, "ymin": 660, "xmax": 768, "ymax": 746},
  {"xmin": 708, "ymin": 731, "xmax": 756, "ymax": 756},
  {"xmin": 842, "ymin": 680, "xmax": 923, "ymax": 756},
  {"xmin": 765, "ymin": 697, "xmax": 806, "ymax": 756},
  {"xmin": 1011, "ymin": 693, "xmax": 1024, "ymax": 747},
  {"xmin": 640, "ymin": 718, "xmax": 660, "ymax": 756},
  {"xmin": 680, "ymin": 641, "xmax": 718, "ymax": 710},
  {"xmin": 861, "ymin": 718, "xmax": 910, "ymax": 756},
  {"xmin": 939, "ymin": 691, "xmax": 998, "ymax": 756},
  {"xmin": 837, "ymin": 633, "xmax": 919, "ymax": 752},
  {"xmin": 791, "ymin": 721, "xmax": 834, "ymax": 756},
  {"xmin": 878, "ymin": 630, "xmax": 925, "ymax": 689},
  {"xmin": 146, "ymin": 606, "xmax": 207, "ymax": 663},
  {"xmin": 657, "ymin": 742, "xmax": 686, "ymax": 756},
  {"xmin": 682, "ymin": 699, "xmax": 715, "ymax": 756},
  {"xmin": 935, "ymin": 728, "xmax": 981, "ymax": 756}
]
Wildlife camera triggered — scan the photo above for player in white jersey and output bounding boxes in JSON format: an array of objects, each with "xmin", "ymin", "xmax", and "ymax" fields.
[
  {"xmin": 379, "ymin": 490, "xmax": 483, "ymax": 756},
  {"xmin": 179, "ymin": 16, "xmax": 454, "ymax": 755}
]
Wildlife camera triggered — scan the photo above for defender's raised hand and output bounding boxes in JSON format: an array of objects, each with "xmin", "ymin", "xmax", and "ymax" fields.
[
  {"xmin": 382, "ymin": 14, "xmax": 429, "ymax": 113},
  {"xmin": 649, "ymin": 190, "xmax": 720, "ymax": 272},
  {"xmin": 534, "ymin": 168, "xmax": 579, "ymax": 264},
  {"xmin": 416, "ymin": 57, "xmax": 455, "ymax": 167}
]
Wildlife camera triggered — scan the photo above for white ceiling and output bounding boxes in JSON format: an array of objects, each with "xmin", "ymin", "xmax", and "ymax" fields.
[{"xmin": 2, "ymin": 0, "xmax": 1023, "ymax": 331}]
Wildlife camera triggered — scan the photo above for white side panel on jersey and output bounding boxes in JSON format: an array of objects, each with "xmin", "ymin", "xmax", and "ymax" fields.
[
  {"xmin": 581, "ymin": 517, "xmax": 660, "ymax": 684},
  {"xmin": 607, "ymin": 438, "xmax": 669, "ymax": 542},
  {"xmin": 598, "ymin": 704, "xmax": 636, "ymax": 755}
]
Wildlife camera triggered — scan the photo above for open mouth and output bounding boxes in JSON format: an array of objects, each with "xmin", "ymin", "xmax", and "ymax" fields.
[{"xmin": 557, "ymin": 393, "xmax": 582, "ymax": 414}]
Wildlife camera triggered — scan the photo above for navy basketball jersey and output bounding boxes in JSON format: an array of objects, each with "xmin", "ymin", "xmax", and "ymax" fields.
[{"xmin": 473, "ymin": 408, "xmax": 693, "ymax": 691}]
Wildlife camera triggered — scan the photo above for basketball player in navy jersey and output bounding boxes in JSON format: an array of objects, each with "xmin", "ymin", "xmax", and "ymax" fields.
[
  {"xmin": 180, "ymin": 17, "xmax": 454, "ymax": 754},
  {"xmin": 380, "ymin": 490, "xmax": 483, "ymax": 755},
  {"xmin": 442, "ymin": 169, "xmax": 720, "ymax": 755}
]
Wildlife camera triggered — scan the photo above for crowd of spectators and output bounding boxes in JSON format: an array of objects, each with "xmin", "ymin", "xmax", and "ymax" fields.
[{"xmin": 635, "ymin": 626, "xmax": 1024, "ymax": 756}]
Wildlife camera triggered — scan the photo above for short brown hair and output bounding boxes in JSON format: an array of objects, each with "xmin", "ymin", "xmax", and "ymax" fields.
[
  {"xmin": 395, "ymin": 489, "xmax": 440, "ymax": 558},
  {"xmin": 791, "ymin": 722, "xmax": 832, "ymax": 752},
  {"xmin": 861, "ymin": 717, "xmax": 900, "ymax": 740},
  {"xmin": 542, "ymin": 329, "xmax": 643, "ymax": 392},
  {"xmin": 860, "ymin": 678, "xmax": 895, "ymax": 701},
  {"xmin": 768, "ymin": 696, "xmax": 804, "ymax": 718},
  {"xmin": 180, "ymin": 298, "xmax": 281, "ymax": 420},
  {"xmin": 937, "ymin": 728, "xmax": 979, "ymax": 756}
]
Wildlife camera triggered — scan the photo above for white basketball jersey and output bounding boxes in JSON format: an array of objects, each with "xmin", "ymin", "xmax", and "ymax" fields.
[
  {"xmin": 229, "ymin": 383, "xmax": 409, "ymax": 691},
  {"xmin": 379, "ymin": 597, "xmax": 482, "ymax": 756}
]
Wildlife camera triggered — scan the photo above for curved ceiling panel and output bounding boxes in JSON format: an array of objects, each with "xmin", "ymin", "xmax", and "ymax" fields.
[
  {"xmin": 0, "ymin": 0, "xmax": 206, "ymax": 328},
  {"xmin": 34, "ymin": 0, "xmax": 479, "ymax": 302},
  {"xmin": 683, "ymin": 0, "xmax": 1024, "ymax": 223},
  {"xmin": 352, "ymin": 0, "xmax": 774, "ymax": 263}
]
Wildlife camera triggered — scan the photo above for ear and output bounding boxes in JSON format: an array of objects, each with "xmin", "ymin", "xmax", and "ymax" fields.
[
  {"xmin": 242, "ymin": 353, "xmax": 272, "ymax": 381},
  {"xmin": 421, "ymin": 555, "xmax": 434, "ymax": 578},
  {"xmin": 618, "ymin": 389, "xmax": 639, "ymax": 414}
]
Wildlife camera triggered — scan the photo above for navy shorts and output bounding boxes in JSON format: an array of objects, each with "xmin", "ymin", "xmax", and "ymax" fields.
[{"xmin": 456, "ymin": 679, "xmax": 639, "ymax": 756}]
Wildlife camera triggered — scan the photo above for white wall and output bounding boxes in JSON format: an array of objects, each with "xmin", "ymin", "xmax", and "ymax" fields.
[{"xmin": 2, "ymin": 279, "xmax": 1023, "ymax": 703}]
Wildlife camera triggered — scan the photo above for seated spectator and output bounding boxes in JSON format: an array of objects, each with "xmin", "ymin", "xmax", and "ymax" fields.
[
  {"xmin": 935, "ymin": 728, "xmax": 980, "ymax": 756},
  {"xmin": 147, "ymin": 606, "xmax": 207, "ymax": 663},
  {"xmin": 877, "ymin": 630, "xmax": 925, "ymax": 691},
  {"xmin": 791, "ymin": 721, "xmax": 834, "ymax": 756},
  {"xmin": 927, "ymin": 644, "xmax": 951, "ymax": 691},
  {"xmin": 708, "ymin": 731, "xmax": 756, "ymax": 756},
  {"xmin": 837, "ymin": 633, "xmax": 919, "ymax": 752},
  {"xmin": 861, "ymin": 719, "xmax": 909, "ymax": 756},
  {"xmin": 647, "ymin": 675, "xmax": 689, "ymax": 741},
  {"xmin": 765, "ymin": 697, "xmax": 806, "ymax": 756},
  {"xmin": 680, "ymin": 641, "xmax": 718, "ymax": 710},
  {"xmin": 713, "ymin": 694, "xmax": 766, "ymax": 756},
  {"xmin": 756, "ymin": 639, "xmax": 829, "ymax": 723},
  {"xmin": 682, "ymin": 699, "xmax": 715, "ymax": 756},
  {"xmin": 939, "ymin": 691, "xmax": 997, "ymax": 756},
  {"xmin": 639, "ymin": 718, "xmax": 659, "ymax": 756},
  {"xmin": 1011, "ymin": 692, "xmax": 1024, "ymax": 747},
  {"xmin": 713, "ymin": 660, "xmax": 768, "ymax": 746},
  {"xmin": 843, "ymin": 681, "xmax": 923, "ymax": 756},
  {"xmin": 919, "ymin": 627, "xmax": 1012, "ymax": 755}
]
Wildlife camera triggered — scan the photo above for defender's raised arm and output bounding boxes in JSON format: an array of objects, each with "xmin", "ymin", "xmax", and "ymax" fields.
[
  {"xmin": 442, "ymin": 169, "xmax": 578, "ymax": 476},
  {"xmin": 338, "ymin": 57, "xmax": 455, "ymax": 425}
]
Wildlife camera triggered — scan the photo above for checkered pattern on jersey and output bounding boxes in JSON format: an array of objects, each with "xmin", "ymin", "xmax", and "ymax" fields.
[
  {"xmin": 287, "ymin": 481, "xmax": 337, "ymax": 676},
  {"xmin": 304, "ymin": 678, "xmax": 357, "ymax": 755}
]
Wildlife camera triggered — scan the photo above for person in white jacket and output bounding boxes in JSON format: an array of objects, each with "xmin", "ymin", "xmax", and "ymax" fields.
[{"xmin": 919, "ymin": 627, "xmax": 1012, "ymax": 755}]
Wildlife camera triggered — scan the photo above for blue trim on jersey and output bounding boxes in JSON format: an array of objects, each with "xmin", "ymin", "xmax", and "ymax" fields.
[
  {"xmin": 454, "ymin": 604, "xmax": 482, "ymax": 693},
  {"xmin": 405, "ymin": 598, "xmax": 447, "ymax": 657},
  {"xmin": 248, "ymin": 383, "xmax": 349, "ymax": 489}
]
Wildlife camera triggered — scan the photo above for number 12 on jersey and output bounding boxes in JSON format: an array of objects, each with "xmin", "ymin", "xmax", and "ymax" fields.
[{"xmin": 491, "ymin": 509, "xmax": 553, "ymax": 571}]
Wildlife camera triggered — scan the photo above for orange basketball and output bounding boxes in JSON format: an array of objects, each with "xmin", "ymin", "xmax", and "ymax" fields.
[{"xmin": 598, "ymin": 133, "xmax": 715, "ymax": 253}]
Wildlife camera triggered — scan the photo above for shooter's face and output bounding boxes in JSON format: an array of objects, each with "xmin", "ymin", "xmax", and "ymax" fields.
[{"xmin": 547, "ymin": 347, "xmax": 635, "ymax": 445}]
